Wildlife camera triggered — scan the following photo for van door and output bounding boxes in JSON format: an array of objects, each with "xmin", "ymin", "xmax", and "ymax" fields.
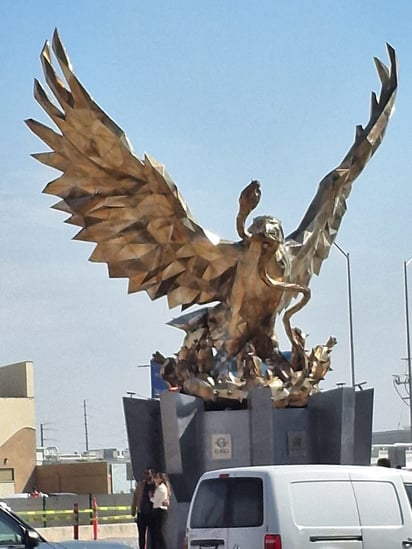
[
  {"xmin": 286, "ymin": 479, "xmax": 363, "ymax": 548},
  {"xmin": 188, "ymin": 477, "xmax": 228, "ymax": 548},
  {"xmin": 226, "ymin": 476, "xmax": 266, "ymax": 549},
  {"xmin": 187, "ymin": 475, "xmax": 266, "ymax": 548},
  {"xmin": 351, "ymin": 479, "xmax": 412, "ymax": 549}
]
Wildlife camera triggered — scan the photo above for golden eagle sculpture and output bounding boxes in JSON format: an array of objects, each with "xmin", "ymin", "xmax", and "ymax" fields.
[{"xmin": 27, "ymin": 31, "xmax": 397, "ymax": 406}]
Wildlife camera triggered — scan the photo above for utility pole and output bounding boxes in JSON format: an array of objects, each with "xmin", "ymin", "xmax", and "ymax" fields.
[
  {"xmin": 403, "ymin": 258, "xmax": 412, "ymax": 442},
  {"xmin": 39, "ymin": 423, "xmax": 54, "ymax": 447},
  {"xmin": 83, "ymin": 400, "xmax": 89, "ymax": 452},
  {"xmin": 334, "ymin": 242, "xmax": 356, "ymax": 387}
]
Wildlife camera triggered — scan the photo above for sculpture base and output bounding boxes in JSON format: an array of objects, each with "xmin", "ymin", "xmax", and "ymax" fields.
[{"xmin": 124, "ymin": 386, "xmax": 373, "ymax": 548}]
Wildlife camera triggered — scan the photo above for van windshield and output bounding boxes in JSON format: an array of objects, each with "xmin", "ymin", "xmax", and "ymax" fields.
[{"xmin": 190, "ymin": 477, "xmax": 263, "ymax": 529}]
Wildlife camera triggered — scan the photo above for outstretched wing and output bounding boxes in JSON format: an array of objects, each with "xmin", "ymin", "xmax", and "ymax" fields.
[
  {"xmin": 26, "ymin": 30, "xmax": 240, "ymax": 310},
  {"xmin": 285, "ymin": 44, "xmax": 397, "ymax": 291}
]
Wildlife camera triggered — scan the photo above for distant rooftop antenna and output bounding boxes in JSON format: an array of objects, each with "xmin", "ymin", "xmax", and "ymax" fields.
[{"xmin": 83, "ymin": 400, "xmax": 89, "ymax": 452}]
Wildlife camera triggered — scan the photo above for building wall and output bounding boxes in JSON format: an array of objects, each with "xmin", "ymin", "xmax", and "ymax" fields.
[
  {"xmin": 35, "ymin": 461, "xmax": 111, "ymax": 494},
  {"xmin": 0, "ymin": 361, "xmax": 35, "ymax": 398},
  {"xmin": 0, "ymin": 424, "xmax": 36, "ymax": 493},
  {"xmin": 372, "ymin": 429, "xmax": 411, "ymax": 444},
  {"xmin": 0, "ymin": 362, "xmax": 36, "ymax": 493},
  {"xmin": 0, "ymin": 362, "xmax": 128, "ymax": 496}
]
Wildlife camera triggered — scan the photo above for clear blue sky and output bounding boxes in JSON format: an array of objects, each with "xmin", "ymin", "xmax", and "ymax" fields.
[{"xmin": 1, "ymin": 0, "xmax": 412, "ymax": 452}]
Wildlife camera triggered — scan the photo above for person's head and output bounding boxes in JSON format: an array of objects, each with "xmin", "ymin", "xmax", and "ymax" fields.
[
  {"xmin": 144, "ymin": 468, "xmax": 155, "ymax": 483},
  {"xmin": 377, "ymin": 457, "xmax": 391, "ymax": 468},
  {"xmin": 155, "ymin": 472, "xmax": 170, "ymax": 488},
  {"xmin": 155, "ymin": 471, "xmax": 165, "ymax": 484}
]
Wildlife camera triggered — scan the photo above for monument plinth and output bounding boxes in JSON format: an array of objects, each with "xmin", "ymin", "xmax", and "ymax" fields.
[
  {"xmin": 124, "ymin": 385, "xmax": 373, "ymax": 547},
  {"xmin": 124, "ymin": 386, "xmax": 374, "ymax": 499}
]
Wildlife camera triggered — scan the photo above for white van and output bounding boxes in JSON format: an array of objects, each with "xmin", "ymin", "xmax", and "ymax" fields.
[{"xmin": 184, "ymin": 464, "xmax": 412, "ymax": 548}]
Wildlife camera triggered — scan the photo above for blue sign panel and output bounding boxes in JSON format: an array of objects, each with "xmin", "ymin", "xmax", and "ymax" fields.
[{"xmin": 150, "ymin": 359, "xmax": 168, "ymax": 398}]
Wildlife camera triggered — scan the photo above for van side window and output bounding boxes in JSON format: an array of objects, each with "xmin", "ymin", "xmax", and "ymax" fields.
[
  {"xmin": 352, "ymin": 481, "xmax": 402, "ymax": 526},
  {"xmin": 190, "ymin": 477, "xmax": 263, "ymax": 529},
  {"xmin": 290, "ymin": 481, "xmax": 360, "ymax": 527},
  {"xmin": 404, "ymin": 483, "xmax": 412, "ymax": 510}
]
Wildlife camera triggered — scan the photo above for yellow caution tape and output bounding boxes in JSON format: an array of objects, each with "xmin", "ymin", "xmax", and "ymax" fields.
[{"xmin": 17, "ymin": 506, "xmax": 133, "ymax": 524}]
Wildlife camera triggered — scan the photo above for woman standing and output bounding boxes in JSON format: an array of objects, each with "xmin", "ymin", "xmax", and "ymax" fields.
[{"xmin": 150, "ymin": 472, "xmax": 170, "ymax": 549}]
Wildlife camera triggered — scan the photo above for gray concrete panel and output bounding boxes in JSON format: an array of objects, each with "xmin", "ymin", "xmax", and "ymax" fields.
[
  {"xmin": 249, "ymin": 387, "xmax": 275, "ymax": 465},
  {"xmin": 201, "ymin": 409, "xmax": 251, "ymax": 471},
  {"xmin": 272, "ymin": 407, "xmax": 315, "ymax": 464},
  {"xmin": 354, "ymin": 388, "xmax": 374, "ymax": 465},
  {"xmin": 123, "ymin": 397, "xmax": 164, "ymax": 480},
  {"xmin": 159, "ymin": 392, "xmax": 204, "ymax": 502},
  {"xmin": 309, "ymin": 387, "xmax": 355, "ymax": 464},
  {"xmin": 388, "ymin": 446, "xmax": 406, "ymax": 468},
  {"xmin": 164, "ymin": 501, "xmax": 190, "ymax": 549}
]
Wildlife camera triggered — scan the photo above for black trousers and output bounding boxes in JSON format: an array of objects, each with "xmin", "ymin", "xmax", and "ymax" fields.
[
  {"xmin": 137, "ymin": 512, "xmax": 154, "ymax": 549},
  {"xmin": 151, "ymin": 508, "xmax": 167, "ymax": 549}
]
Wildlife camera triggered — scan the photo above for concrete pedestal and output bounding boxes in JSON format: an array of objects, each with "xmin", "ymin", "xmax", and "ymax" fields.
[{"xmin": 124, "ymin": 386, "xmax": 374, "ymax": 548}]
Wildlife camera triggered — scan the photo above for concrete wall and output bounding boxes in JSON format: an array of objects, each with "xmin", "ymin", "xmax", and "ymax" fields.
[
  {"xmin": 37, "ymin": 523, "xmax": 137, "ymax": 543},
  {"xmin": 0, "ymin": 362, "xmax": 36, "ymax": 493}
]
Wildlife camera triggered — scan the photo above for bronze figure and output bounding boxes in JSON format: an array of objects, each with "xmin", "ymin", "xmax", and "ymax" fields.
[{"xmin": 27, "ymin": 31, "xmax": 397, "ymax": 406}]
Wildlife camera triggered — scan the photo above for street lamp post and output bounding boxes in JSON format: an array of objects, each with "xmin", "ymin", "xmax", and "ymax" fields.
[
  {"xmin": 403, "ymin": 257, "xmax": 412, "ymax": 442},
  {"xmin": 334, "ymin": 242, "xmax": 355, "ymax": 387}
]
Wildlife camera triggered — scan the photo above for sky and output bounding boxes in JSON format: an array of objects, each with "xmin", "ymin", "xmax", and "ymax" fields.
[{"xmin": 1, "ymin": 1, "xmax": 412, "ymax": 453}]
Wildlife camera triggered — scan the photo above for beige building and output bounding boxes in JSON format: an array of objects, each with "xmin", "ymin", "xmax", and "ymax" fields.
[
  {"xmin": 0, "ymin": 361, "xmax": 120, "ymax": 496},
  {"xmin": 0, "ymin": 361, "xmax": 36, "ymax": 495}
]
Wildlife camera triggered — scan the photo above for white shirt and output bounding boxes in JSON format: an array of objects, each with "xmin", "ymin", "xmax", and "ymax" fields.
[{"xmin": 150, "ymin": 482, "xmax": 168, "ymax": 510}]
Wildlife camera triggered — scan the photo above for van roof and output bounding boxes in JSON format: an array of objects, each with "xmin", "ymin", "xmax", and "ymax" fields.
[{"xmin": 200, "ymin": 464, "xmax": 412, "ymax": 481}]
